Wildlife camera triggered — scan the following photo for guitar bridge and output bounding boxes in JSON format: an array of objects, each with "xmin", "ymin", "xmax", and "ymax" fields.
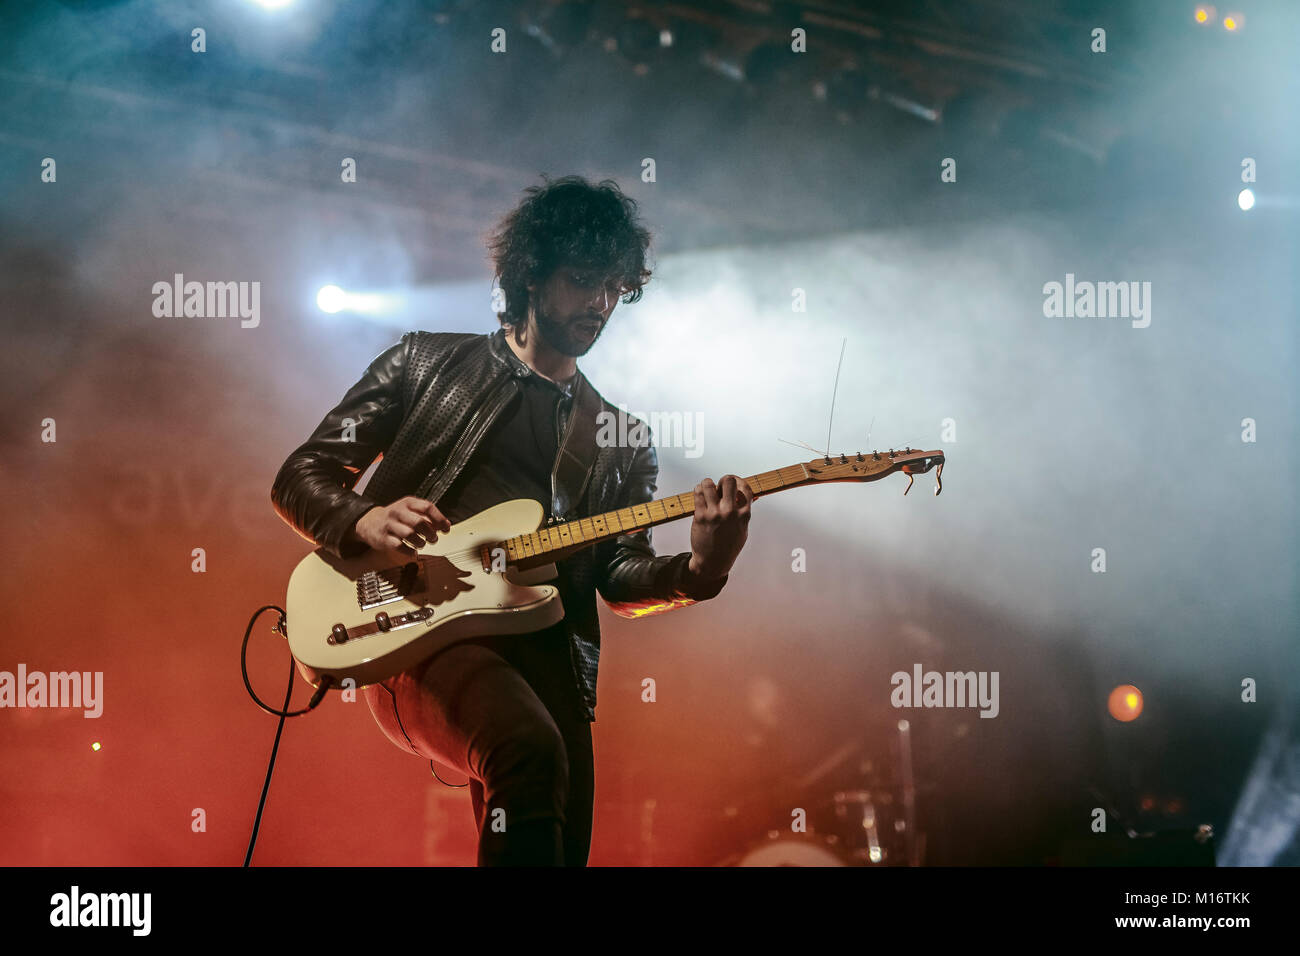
[{"xmin": 356, "ymin": 560, "xmax": 425, "ymax": 610}]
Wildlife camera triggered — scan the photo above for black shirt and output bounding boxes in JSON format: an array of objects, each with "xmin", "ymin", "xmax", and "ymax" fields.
[
  {"xmin": 436, "ymin": 370, "xmax": 569, "ymax": 523},
  {"xmin": 434, "ymin": 370, "xmax": 587, "ymax": 721}
]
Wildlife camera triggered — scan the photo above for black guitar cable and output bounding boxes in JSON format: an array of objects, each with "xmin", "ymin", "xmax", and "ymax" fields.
[{"xmin": 240, "ymin": 604, "xmax": 333, "ymax": 866}]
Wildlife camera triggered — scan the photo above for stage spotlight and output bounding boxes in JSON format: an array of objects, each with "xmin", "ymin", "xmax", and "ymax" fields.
[
  {"xmin": 1108, "ymin": 684, "xmax": 1144, "ymax": 722},
  {"xmin": 1223, "ymin": 13, "xmax": 1242, "ymax": 30},
  {"xmin": 1194, "ymin": 5, "xmax": 1216, "ymax": 24},
  {"xmin": 91, "ymin": 741, "xmax": 101, "ymax": 751},
  {"xmin": 878, "ymin": 89, "xmax": 940, "ymax": 124},
  {"xmin": 1238, "ymin": 188, "xmax": 1256, "ymax": 211},
  {"xmin": 247, "ymin": 0, "xmax": 295, "ymax": 10},
  {"xmin": 314, "ymin": 284, "xmax": 405, "ymax": 320},
  {"xmin": 317, "ymin": 285, "xmax": 346, "ymax": 314}
]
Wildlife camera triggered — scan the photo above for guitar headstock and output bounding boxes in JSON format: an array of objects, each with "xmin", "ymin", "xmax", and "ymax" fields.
[{"xmin": 802, "ymin": 447, "xmax": 945, "ymax": 495}]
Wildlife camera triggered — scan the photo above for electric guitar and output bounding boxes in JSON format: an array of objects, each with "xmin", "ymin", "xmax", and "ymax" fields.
[{"xmin": 284, "ymin": 448, "xmax": 945, "ymax": 689}]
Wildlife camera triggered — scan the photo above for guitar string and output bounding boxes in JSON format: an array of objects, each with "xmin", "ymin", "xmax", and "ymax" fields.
[
  {"xmin": 377, "ymin": 456, "xmax": 917, "ymax": 567},
  {"xmin": 392, "ymin": 488, "xmax": 734, "ymax": 565},
  {"xmin": 396, "ymin": 491, "xmax": 737, "ymax": 565}
]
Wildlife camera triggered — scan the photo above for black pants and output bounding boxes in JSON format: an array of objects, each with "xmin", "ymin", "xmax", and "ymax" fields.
[{"xmin": 362, "ymin": 627, "xmax": 594, "ymax": 866}]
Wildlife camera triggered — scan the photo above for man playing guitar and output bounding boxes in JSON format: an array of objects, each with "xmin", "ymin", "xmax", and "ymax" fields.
[{"xmin": 271, "ymin": 175, "xmax": 754, "ymax": 865}]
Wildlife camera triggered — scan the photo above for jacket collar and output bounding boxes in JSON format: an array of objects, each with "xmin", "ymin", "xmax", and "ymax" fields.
[
  {"xmin": 488, "ymin": 326, "xmax": 582, "ymax": 400},
  {"xmin": 488, "ymin": 326, "xmax": 530, "ymax": 377}
]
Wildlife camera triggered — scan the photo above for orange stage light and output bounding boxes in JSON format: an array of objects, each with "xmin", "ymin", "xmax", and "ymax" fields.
[{"xmin": 1108, "ymin": 684, "xmax": 1144, "ymax": 722}]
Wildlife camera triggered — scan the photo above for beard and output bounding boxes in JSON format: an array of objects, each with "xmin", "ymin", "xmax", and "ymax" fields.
[{"xmin": 534, "ymin": 301, "xmax": 604, "ymax": 357}]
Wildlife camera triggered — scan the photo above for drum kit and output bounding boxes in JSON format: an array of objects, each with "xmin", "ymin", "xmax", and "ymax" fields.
[{"xmin": 722, "ymin": 719, "xmax": 925, "ymax": 866}]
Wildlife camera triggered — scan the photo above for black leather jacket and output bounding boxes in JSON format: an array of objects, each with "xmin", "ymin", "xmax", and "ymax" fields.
[{"xmin": 271, "ymin": 327, "xmax": 727, "ymax": 719}]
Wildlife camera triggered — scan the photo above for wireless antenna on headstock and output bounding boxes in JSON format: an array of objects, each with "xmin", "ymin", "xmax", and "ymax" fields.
[
  {"xmin": 824, "ymin": 337, "xmax": 846, "ymax": 464},
  {"xmin": 777, "ymin": 337, "xmax": 946, "ymax": 496},
  {"xmin": 778, "ymin": 337, "xmax": 850, "ymax": 462},
  {"xmin": 778, "ymin": 337, "xmax": 848, "ymax": 461}
]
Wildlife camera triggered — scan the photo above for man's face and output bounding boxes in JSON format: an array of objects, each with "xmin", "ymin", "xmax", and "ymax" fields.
[{"xmin": 529, "ymin": 265, "xmax": 625, "ymax": 357}]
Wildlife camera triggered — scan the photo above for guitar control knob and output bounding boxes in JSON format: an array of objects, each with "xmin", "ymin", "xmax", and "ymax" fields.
[
  {"xmin": 331, "ymin": 623, "xmax": 348, "ymax": 644},
  {"xmin": 375, "ymin": 611, "xmax": 391, "ymax": 631}
]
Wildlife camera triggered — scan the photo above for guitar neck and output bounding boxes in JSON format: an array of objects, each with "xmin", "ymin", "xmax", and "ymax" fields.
[{"xmin": 502, "ymin": 463, "xmax": 814, "ymax": 569}]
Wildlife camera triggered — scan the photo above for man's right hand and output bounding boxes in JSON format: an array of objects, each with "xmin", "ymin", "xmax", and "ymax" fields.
[{"xmin": 353, "ymin": 496, "xmax": 452, "ymax": 554}]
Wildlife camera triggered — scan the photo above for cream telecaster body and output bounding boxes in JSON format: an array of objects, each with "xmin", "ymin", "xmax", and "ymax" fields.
[{"xmin": 287, "ymin": 499, "xmax": 562, "ymax": 687}]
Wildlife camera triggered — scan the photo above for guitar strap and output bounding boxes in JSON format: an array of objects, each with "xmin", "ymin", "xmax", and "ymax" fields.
[{"xmin": 549, "ymin": 370, "xmax": 602, "ymax": 523}]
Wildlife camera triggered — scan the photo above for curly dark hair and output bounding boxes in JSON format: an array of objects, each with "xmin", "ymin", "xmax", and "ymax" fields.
[{"xmin": 488, "ymin": 175, "xmax": 653, "ymax": 328}]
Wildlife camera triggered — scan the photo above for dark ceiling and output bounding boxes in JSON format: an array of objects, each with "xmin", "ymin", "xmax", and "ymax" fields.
[{"xmin": 0, "ymin": 0, "xmax": 1286, "ymax": 282}]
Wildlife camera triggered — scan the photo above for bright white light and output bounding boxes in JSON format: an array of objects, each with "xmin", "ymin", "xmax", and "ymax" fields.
[
  {"xmin": 317, "ymin": 285, "xmax": 347, "ymax": 313},
  {"xmin": 314, "ymin": 284, "xmax": 408, "ymax": 320},
  {"xmin": 1238, "ymin": 188, "xmax": 1256, "ymax": 211},
  {"xmin": 248, "ymin": 0, "xmax": 296, "ymax": 9}
]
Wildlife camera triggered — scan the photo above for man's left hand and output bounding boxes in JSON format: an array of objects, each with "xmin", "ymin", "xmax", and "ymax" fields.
[{"xmin": 687, "ymin": 474, "xmax": 755, "ymax": 585}]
